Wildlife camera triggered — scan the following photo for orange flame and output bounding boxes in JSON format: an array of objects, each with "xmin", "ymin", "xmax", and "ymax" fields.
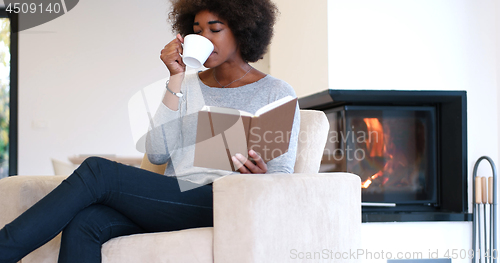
[
  {"xmin": 361, "ymin": 170, "xmax": 384, "ymax": 188},
  {"xmin": 360, "ymin": 118, "xmax": 387, "ymax": 189},
  {"xmin": 363, "ymin": 118, "xmax": 384, "ymax": 157}
]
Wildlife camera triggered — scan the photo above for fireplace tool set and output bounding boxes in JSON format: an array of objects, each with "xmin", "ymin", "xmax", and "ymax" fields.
[{"xmin": 472, "ymin": 156, "xmax": 497, "ymax": 263}]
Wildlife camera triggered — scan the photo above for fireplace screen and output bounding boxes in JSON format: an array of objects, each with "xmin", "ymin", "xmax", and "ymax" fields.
[{"xmin": 321, "ymin": 106, "xmax": 437, "ymax": 204}]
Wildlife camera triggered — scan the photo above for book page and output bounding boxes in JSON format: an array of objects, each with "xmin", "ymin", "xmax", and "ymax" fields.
[
  {"xmin": 248, "ymin": 97, "xmax": 297, "ymax": 162},
  {"xmin": 194, "ymin": 110, "xmax": 250, "ymax": 171},
  {"xmin": 201, "ymin": 105, "xmax": 253, "ymax": 117},
  {"xmin": 254, "ymin": 95, "xmax": 294, "ymax": 116},
  {"xmin": 224, "ymin": 117, "xmax": 248, "ymax": 160},
  {"xmin": 193, "ymin": 133, "xmax": 233, "ymax": 171}
]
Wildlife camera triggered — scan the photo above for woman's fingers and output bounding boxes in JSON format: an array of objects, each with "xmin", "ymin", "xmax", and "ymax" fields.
[
  {"xmin": 176, "ymin": 33, "xmax": 184, "ymax": 44},
  {"xmin": 231, "ymin": 150, "xmax": 267, "ymax": 174},
  {"xmin": 232, "ymin": 155, "xmax": 249, "ymax": 173},
  {"xmin": 175, "ymin": 34, "xmax": 184, "ymax": 55},
  {"xmin": 160, "ymin": 36, "xmax": 186, "ymax": 75},
  {"xmin": 248, "ymin": 150, "xmax": 267, "ymax": 172}
]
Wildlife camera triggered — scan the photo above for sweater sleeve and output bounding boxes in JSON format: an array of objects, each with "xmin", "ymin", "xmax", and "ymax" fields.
[
  {"xmin": 145, "ymin": 93, "xmax": 183, "ymax": 165},
  {"xmin": 265, "ymin": 103, "xmax": 300, "ymax": 174},
  {"xmin": 264, "ymin": 82, "xmax": 300, "ymax": 174}
]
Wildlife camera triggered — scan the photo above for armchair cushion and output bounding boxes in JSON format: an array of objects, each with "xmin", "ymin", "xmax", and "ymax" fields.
[{"xmin": 102, "ymin": 227, "xmax": 213, "ymax": 263}]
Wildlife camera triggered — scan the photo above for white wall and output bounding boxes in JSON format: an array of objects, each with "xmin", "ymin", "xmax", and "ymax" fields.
[
  {"xmin": 327, "ymin": 0, "xmax": 498, "ymax": 262},
  {"xmin": 498, "ymin": 0, "xmax": 500, "ymax": 190},
  {"xmin": 270, "ymin": 0, "xmax": 328, "ymax": 97},
  {"xmin": 18, "ymin": 0, "xmax": 174, "ymax": 175}
]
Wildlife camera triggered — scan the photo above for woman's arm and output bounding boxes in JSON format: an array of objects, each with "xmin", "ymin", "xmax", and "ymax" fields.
[
  {"xmin": 160, "ymin": 34, "xmax": 186, "ymax": 111},
  {"xmin": 146, "ymin": 35, "xmax": 188, "ymax": 165}
]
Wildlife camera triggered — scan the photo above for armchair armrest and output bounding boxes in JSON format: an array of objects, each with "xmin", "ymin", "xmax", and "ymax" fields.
[
  {"xmin": 212, "ymin": 172, "xmax": 361, "ymax": 263},
  {"xmin": 0, "ymin": 176, "xmax": 67, "ymax": 263},
  {"xmin": 0, "ymin": 176, "xmax": 67, "ymax": 228}
]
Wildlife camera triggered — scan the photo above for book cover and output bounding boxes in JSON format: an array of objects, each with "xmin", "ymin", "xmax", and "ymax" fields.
[{"xmin": 193, "ymin": 96, "xmax": 298, "ymax": 171}]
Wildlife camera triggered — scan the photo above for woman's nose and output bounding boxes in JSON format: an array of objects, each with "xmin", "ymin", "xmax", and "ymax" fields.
[{"xmin": 199, "ymin": 30, "xmax": 212, "ymax": 40}]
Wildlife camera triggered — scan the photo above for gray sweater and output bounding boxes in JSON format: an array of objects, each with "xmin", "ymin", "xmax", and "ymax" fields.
[{"xmin": 146, "ymin": 73, "xmax": 300, "ymax": 187}]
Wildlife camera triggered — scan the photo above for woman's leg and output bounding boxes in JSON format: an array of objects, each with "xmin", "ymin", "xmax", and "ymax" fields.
[
  {"xmin": 58, "ymin": 204, "xmax": 144, "ymax": 263},
  {"xmin": 0, "ymin": 157, "xmax": 213, "ymax": 263}
]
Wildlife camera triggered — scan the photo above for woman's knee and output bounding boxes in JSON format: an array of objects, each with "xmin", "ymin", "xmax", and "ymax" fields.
[
  {"xmin": 81, "ymin": 156, "xmax": 112, "ymax": 173},
  {"xmin": 64, "ymin": 157, "xmax": 118, "ymax": 201},
  {"xmin": 75, "ymin": 157, "xmax": 116, "ymax": 182}
]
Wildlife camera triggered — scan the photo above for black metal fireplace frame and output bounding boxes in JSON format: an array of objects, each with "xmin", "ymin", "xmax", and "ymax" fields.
[{"xmin": 299, "ymin": 90, "xmax": 470, "ymax": 222}]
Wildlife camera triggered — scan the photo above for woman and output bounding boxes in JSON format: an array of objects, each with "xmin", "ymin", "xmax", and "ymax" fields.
[{"xmin": 0, "ymin": 0, "xmax": 299, "ymax": 262}]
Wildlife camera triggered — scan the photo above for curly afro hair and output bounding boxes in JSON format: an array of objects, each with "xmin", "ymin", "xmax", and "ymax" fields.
[{"xmin": 169, "ymin": 0, "xmax": 279, "ymax": 63}]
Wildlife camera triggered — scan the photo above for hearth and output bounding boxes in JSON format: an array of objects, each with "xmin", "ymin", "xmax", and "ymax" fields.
[{"xmin": 299, "ymin": 90, "xmax": 470, "ymax": 222}]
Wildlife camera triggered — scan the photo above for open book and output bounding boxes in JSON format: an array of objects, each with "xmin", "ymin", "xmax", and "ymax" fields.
[{"xmin": 193, "ymin": 96, "xmax": 298, "ymax": 171}]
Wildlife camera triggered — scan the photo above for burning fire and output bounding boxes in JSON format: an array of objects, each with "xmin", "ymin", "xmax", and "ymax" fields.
[
  {"xmin": 363, "ymin": 118, "xmax": 384, "ymax": 158},
  {"xmin": 361, "ymin": 163, "xmax": 392, "ymax": 189},
  {"xmin": 360, "ymin": 118, "xmax": 387, "ymax": 189},
  {"xmin": 358, "ymin": 117, "xmax": 421, "ymax": 190}
]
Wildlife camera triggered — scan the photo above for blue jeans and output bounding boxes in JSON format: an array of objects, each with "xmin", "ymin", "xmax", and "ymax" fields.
[{"xmin": 0, "ymin": 157, "xmax": 214, "ymax": 263}]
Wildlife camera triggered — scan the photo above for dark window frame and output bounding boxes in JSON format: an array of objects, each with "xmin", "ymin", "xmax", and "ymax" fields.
[{"xmin": 0, "ymin": 9, "xmax": 18, "ymax": 176}]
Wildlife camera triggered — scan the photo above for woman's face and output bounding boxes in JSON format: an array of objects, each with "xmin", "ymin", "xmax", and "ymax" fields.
[{"xmin": 193, "ymin": 10, "xmax": 240, "ymax": 68}]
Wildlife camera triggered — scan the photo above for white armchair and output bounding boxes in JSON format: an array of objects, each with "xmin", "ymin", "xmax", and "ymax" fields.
[{"xmin": 0, "ymin": 110, "xmax": 361, "ymax": 263}]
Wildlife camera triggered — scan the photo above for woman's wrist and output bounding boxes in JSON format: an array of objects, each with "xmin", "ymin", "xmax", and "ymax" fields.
[
  {"xmin": 162, "ymin": 73, "xmax": 185, "ymax": 111},
  {"xmin": 167, "ymin": 73, "xmax": 184, "ymax": 93}
]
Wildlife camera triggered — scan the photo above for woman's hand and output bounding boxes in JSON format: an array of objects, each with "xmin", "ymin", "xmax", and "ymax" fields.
[
  {"xmin": 160, "ymin": 34, "xmax": 186, "ymax": 110},
  {"xmin": 231, "ymin": 150, "xmax": 268, "ymax": 174},
  {"xmin": 160, "ymin": 34, "xmax": 186, "ymax": 76}
]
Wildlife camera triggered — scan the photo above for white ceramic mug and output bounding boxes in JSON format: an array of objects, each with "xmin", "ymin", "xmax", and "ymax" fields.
[{"xmin": 182, "ymin": 34, "xmax": 214, "ymax": 68}]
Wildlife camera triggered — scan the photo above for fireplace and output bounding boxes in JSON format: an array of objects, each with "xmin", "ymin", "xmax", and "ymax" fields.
[
  {"xmin": 324, "ymin": 105, "xmax": 438, "ymax": 205},
  {"xmin": 299, "ymin": 90, "xmax": 470, "ymax": 222}
]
